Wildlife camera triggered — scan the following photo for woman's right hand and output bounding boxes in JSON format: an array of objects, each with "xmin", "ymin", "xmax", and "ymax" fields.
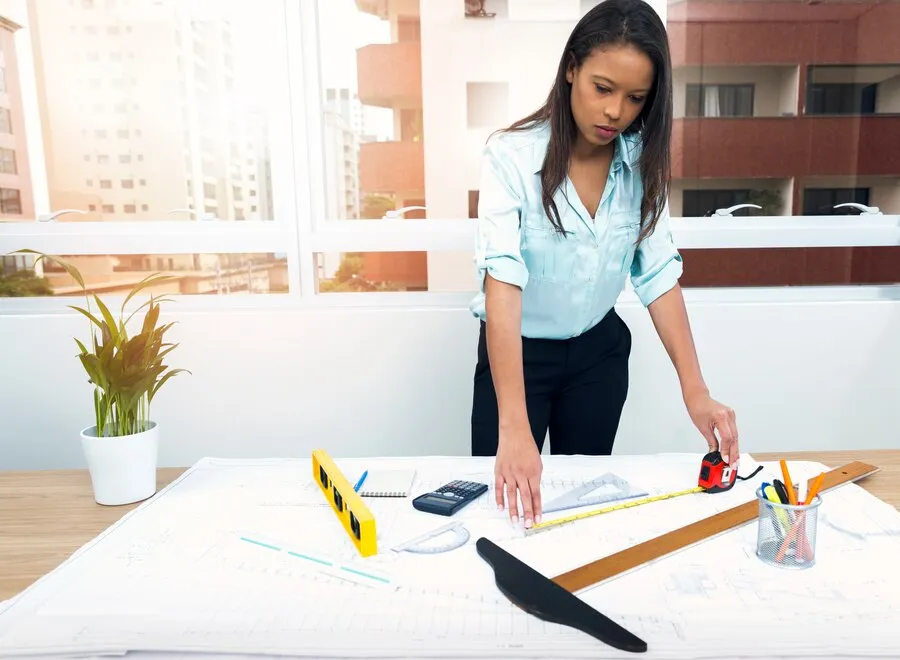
[{"xmin": 494, "ymin": 424, "xmax": 543, "ymax": 528}]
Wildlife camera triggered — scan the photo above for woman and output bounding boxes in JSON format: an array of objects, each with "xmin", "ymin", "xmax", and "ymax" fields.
[{"xmin": 469, "ymin": 0, "xmax": 739, "ymax": 529}]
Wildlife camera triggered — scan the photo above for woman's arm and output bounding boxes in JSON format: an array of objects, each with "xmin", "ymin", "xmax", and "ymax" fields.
[
  {"xmin": 484, "ymin": 274, "xmax": 543, "ymax": 527},
  {"xmin": 484, "ymin": 275, "xmax": 529, "ymax": 431},
  {"xmin": 647, "ymin": 283, "xmax": 707, "ymax": 400},
  {"xmin": 647, "ymin": 283, "xmax": 740, "ymax": 464}
]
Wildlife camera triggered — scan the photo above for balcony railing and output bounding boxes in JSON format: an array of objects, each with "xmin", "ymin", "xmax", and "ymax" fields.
[
  {"xmin": 359, "ymin": 141, "xmax": 425, "ymax": 194},
  {"xmin": 356, "ymin": 42, "xmax": 422, "ymax": 109},
  {"xmin": 673, "ymin": 115, "xmax": 900, "ymax": 179}
]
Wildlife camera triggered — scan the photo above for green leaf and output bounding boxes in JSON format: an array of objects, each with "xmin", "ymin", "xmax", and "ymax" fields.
[
  {"xmin": 92, "ymin": 294, "xmax": 120, "ymax": 347},
  {"xmin": 141, "ymin": 300, "xmax": 161, "ymax": 339},
  {"xmin": 123, "ymin": 296, "xmax": 175, "ymax": 328},
  {"xmin": 121, "ymin": 273, "xmax": 177, "ymax": 312},
  {"xmin": 9, "ymin": 254, "xmax": 193, "ymax": 436},
  {"xmin": 12, "ymin": 250, "xmax": 85, "ymax": 290}
]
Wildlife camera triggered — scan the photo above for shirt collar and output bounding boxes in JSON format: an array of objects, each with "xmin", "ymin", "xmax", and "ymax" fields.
[{"xmin": 529, "ymin": 123, "xmax": 639, "ymax": 174}]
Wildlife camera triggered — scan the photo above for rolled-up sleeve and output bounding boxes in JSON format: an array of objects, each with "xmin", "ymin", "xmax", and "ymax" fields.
[
  {"xmin": 474, "ymin": 138, "xmax": 529, "ymax": 292},
  {"xmin": 630, "ymin": 201, "xmax": 683, "ymax": 306}
]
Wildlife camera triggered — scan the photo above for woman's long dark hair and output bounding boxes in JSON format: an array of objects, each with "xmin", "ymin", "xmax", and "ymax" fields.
[{"xmin": 502, "ymin": 0, "xmax": 672, "ymax": 243}]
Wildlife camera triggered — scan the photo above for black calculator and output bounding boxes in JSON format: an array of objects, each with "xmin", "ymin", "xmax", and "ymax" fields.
[{"xmin": 412, "ymin": 480, "xmax": 489, "ymax": 516}]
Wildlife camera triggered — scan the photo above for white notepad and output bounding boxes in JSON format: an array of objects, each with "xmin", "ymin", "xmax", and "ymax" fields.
[{"xmin": 358, "ymin": 469, "xmax": 416, "ymax": 497}]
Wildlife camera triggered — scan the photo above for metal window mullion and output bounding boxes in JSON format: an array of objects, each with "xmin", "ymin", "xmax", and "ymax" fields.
[
  {"xmin": 285, "ymin": 0, "xmax": 326, "ymax": 300},
  {"xmin": 670, "ymin": 214, "xmax": 900, "ymax": 248},
  {"xmin": 268, "ymin": 0, "xmax": 304, "ymax": 299},
  {"xmin": 0, "ymin": 221, "xmax": 290, "ymax": 255}
]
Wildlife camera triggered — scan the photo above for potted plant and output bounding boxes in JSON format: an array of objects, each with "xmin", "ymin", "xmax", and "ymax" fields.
[{"xmin": 14, "ymin": 250, "xmax": 189, "ymax": 505}]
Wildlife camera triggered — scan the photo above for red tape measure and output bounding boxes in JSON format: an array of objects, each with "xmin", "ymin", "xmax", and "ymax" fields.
[{"xmin": 698, "ymin": 450, "xmax": 762, "ymax": 493}]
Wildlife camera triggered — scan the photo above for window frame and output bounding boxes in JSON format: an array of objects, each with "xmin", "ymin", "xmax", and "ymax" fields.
[{"xmin": 1, "ymin": 0, "xmax": 899, "ymax": 316}]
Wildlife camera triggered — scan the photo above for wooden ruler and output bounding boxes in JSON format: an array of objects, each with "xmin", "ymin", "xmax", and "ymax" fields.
[{"xmin": 551, "ymin": 461, "xmax": 880, "ymax": 593}]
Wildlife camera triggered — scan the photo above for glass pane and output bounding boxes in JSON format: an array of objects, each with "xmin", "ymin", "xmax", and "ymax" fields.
[
  {"xmin": 315, "ymin": 251, "xmax": 476, "ymax": 293},
  {"xmin": 0, "ymin": 0, "xmax": 285, "ymax": 223},
  {"xmin": 667, "ymin": 0, "xmax": 900, "ymax": 286},
  {"xmin": 315, "ymin": 0, "xmax": 429, "ymax": 222},
  {"xmin": 679, "ymin": 247, "xmax": 900, "ymax": 287},
  {"xmin": 0, "ymin": 253, "xmax": 289, "ymax": 297},
  {"xmin": 309, "ymin": 1, "xmax": 900, "ymax": 289},
  {"xmin": 668, "ymin": 0, "xmax": 900, "ymax": 219}
]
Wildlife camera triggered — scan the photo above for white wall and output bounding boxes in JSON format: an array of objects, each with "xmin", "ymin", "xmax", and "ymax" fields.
[
  {"xmin": 420, "ymin": 1, "xmax": 577, "ymax": 221},
  {"xmin": 2, "ymin": 293, "xmax": 898, "ymax": 470},
  {"xmin": 876, "ymin": 75, "xmax": 900, "ymax": 114}
]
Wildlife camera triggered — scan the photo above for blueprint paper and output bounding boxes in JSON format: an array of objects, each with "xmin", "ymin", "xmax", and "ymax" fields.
[{"xmin": 0, "ymin": 453, "xmax": 897, "ymax": 659}]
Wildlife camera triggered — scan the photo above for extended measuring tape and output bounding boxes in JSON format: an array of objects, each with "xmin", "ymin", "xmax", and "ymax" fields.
[{"xmin": 525, "ymin": 451, "xmax": 762, "ymax": 535}]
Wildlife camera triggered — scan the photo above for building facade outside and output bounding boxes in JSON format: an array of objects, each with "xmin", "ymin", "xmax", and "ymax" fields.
[{"xmin": 346, "ymin": 0, "xmax": 899, "ymax": 291}]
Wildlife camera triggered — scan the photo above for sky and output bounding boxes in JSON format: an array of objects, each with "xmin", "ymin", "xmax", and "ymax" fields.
[{"xmin": 316, "ymin": 0, "xmax": 392, "ymax": 90}]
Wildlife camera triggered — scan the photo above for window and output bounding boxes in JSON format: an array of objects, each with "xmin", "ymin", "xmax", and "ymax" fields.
[
  {"xmin": 0, "ymin": 148, "xmax": 16, "ymax": 175},
  {"xmin": 685, "ymin": 84, "xmax": 754, "ymax": 117},
  {"xmin": 803, "ymin": 65, "xmax": 898, "ymax": 116},
  {"xmin": 665, "ymin": 2, "xmax": 899, "ymax": 287},
  {"xmin": 0, "ymin": 108, "xmax": 11, "ymax": 134},
  {"xmin": 803, "ymin": 188, "xmax": 870, "ymax": 215},
  {"xmin": 806, "ymin": 83, "xmax": 876, "ymax": 115},
  {"xmin": 1, "ymin": 0, "xmax": 898, "ymax": 303},
  {"xmin": 683, "ymin": 190, "xmax": 756, "ymax": 217},
  {"xmin": 0, "ymin": 188, "xmax": 21, "ymax": 214}
]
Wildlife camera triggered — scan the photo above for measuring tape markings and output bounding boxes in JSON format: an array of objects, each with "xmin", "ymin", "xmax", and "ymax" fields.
[{"xmin": 525, "ymin": 486, "xmax": 706, "ymax": 535}]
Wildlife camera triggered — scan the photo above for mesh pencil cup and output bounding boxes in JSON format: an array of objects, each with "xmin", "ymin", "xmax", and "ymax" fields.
[{"xmin": 755, "ymin": 487, "xmax": 821, "ymax": 569}]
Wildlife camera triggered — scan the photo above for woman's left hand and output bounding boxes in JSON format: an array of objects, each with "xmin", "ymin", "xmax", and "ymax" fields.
[{"xmin": 685, "ymin": 392, "xmax": 739, "ymax": 466}]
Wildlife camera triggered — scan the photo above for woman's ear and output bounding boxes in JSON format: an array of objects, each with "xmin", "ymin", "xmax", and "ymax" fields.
[{"xmin": 565, "ymin": 53, "xmax": 576, "ymax": 84}]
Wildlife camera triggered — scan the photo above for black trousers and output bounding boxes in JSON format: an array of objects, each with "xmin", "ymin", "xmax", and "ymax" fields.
[{"xmin": 471, "ymin": 309, "xmax": 631, "ymax": 456}]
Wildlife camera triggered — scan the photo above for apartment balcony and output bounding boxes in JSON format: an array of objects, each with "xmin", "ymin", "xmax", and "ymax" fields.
[
  {"xmin": 359, "ymin": 140, "xmax": 424, "ymax": 194},
  {"xmin": 672, "ymin": 115, "xmax": 900, "ymax": 180},
  {"xmin": 355, "ymin": 0, "xmax": 421, "ymax": 19},
  {"xmin": 354, "ymin": 0, "xmax": 389, "ymax": 18},
  {"xmin": 667, "ymin": 2, "xmax": 900, "ymax": 67},
  {"xmin": 356, "ymin": 42, "xmax": 422, "ymax": 109}
]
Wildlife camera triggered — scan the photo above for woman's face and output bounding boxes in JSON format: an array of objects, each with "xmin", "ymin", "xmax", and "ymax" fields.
[{"xmin": 566, "ymin": 43, "xmax": 654, "ymax": 149}]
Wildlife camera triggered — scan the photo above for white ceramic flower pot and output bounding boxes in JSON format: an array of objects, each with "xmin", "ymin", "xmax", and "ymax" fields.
[{"xmin": 80, "ymin": 421, "xmax": 160, "ymax": 506}]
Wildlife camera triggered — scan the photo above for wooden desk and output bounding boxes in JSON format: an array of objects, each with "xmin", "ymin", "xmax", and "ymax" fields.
[{"xmin": 1, "ymin": 449, "xmax": 897, "ymax": 602}]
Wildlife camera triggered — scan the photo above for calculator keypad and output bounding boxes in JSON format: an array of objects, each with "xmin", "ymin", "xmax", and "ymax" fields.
[{"xmin": 439, "ymin": 481, "xmax": 484, "ymax": 499}]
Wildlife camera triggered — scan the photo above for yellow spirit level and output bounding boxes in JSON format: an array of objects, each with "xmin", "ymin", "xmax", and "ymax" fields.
[{"xmin": 311, "ymin": 449, "xmax": 377, "ymax": 557}]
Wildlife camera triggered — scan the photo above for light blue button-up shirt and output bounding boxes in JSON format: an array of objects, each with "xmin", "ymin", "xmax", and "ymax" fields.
[{"xmin": 469, "ymin": 120, "xmax": 683, "ymax": 340}]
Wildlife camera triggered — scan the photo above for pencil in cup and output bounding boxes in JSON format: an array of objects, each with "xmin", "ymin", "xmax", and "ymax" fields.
[{"xmin": 755, "ymin": 487, "xmax": 822, "ymax": 569}]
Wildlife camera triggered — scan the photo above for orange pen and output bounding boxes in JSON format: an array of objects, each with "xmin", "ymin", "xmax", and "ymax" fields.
[
  {"xmin": 780, "ymin": 460, "xmax": 798, "ymax": 505},
  {"xmin": 804, "ymin": 472, "xmax": 825, "ymax": 505}
]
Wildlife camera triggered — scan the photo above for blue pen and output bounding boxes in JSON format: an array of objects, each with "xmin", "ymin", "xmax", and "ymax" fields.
[{"xmin": 353, "ymin": 470, "xmax": 368, "ymax": 492}]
